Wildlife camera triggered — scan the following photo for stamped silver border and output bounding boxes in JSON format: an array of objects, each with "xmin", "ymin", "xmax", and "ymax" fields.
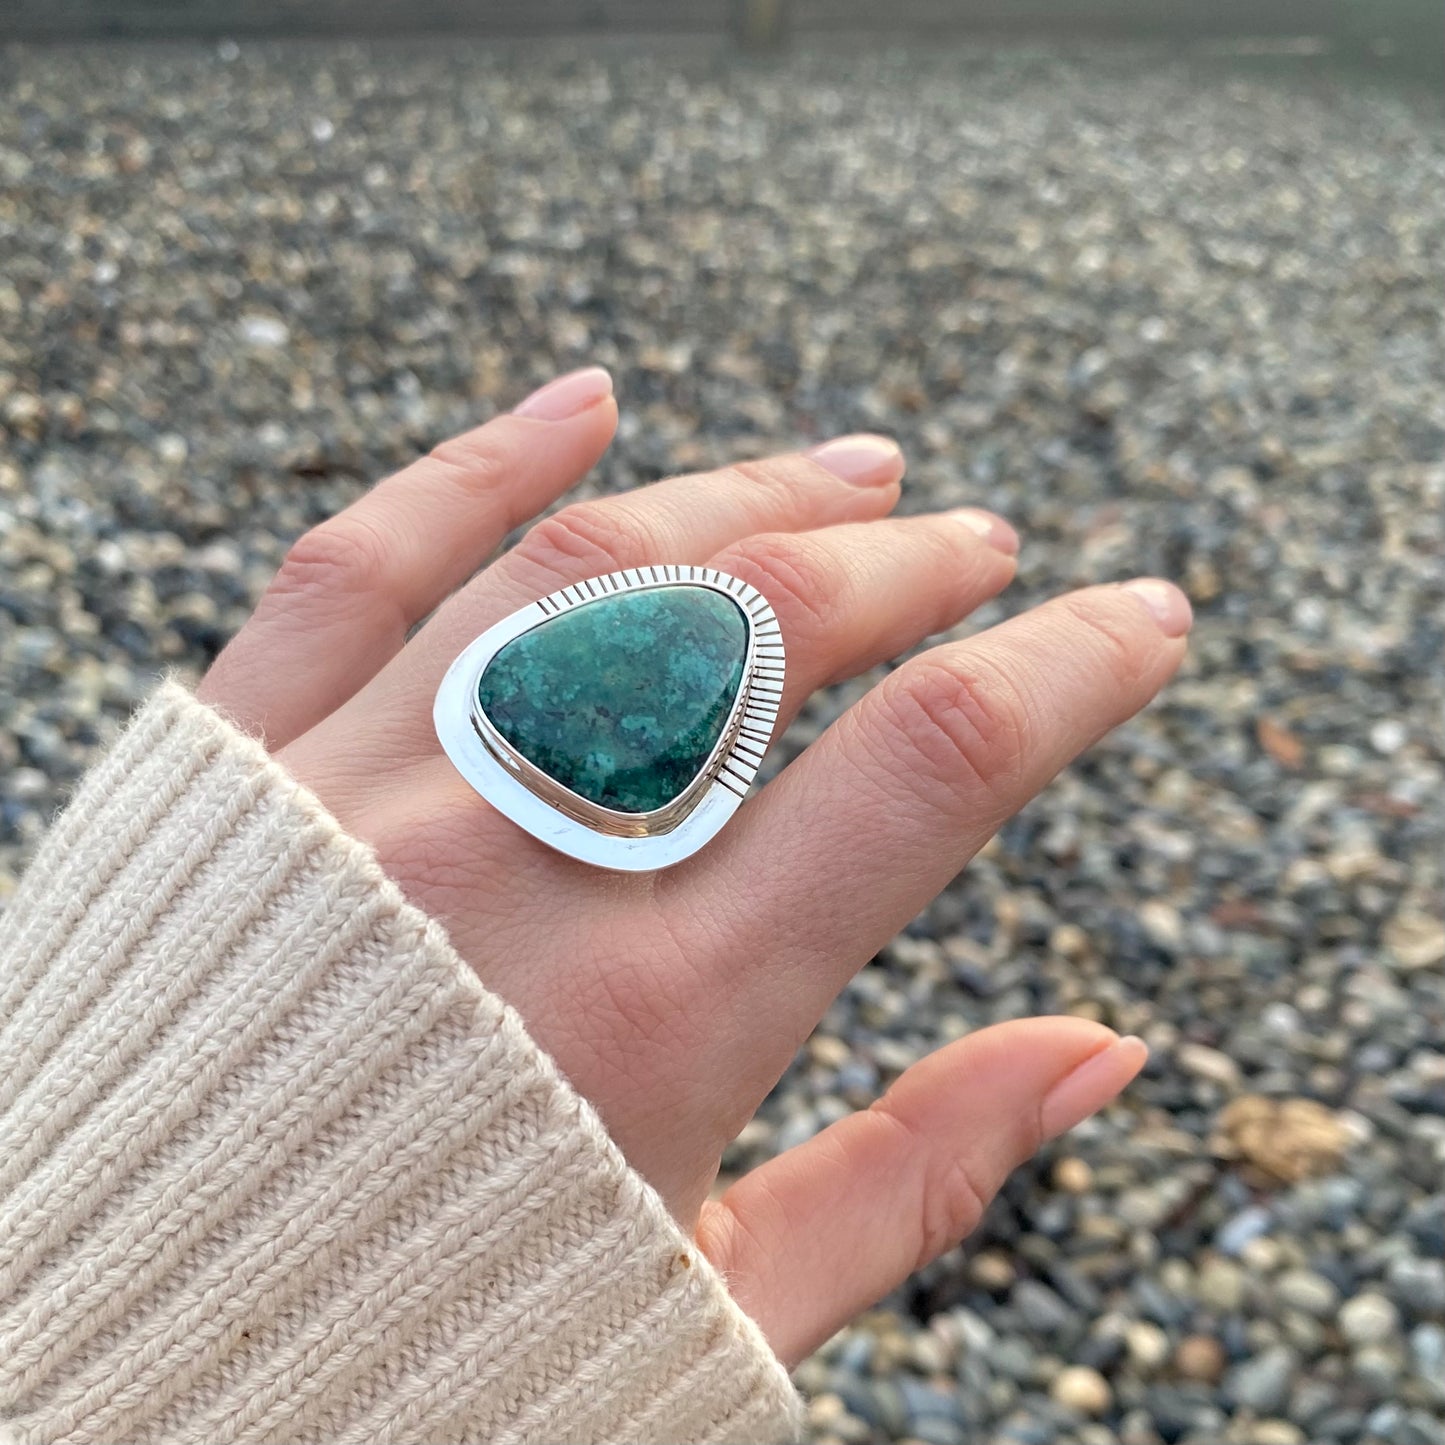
[{"xmin": 433, "ymin": 566, "xmax": 784, "ymax": 871}]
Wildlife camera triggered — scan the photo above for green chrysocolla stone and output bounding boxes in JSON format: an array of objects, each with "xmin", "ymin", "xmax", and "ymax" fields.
[{"xmin": 477, "ymin": 585, "xmax": 749, "ymax": 814}]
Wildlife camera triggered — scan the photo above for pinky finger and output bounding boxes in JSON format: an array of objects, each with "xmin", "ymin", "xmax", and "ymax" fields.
[{"xmin": 696, "ymin": 1019, "xmax": 1147, "ymax": 1367}]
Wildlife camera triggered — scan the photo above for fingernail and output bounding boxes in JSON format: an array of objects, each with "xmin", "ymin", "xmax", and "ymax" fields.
[
  {"xmin": 949, "ymin": 508, "xmax": 1020, "ymax": 556},
  {"xmin": 1120, "ymin": 578, "xmax": 1193, "ymax": 638},
  {"xmin": 807, "ymin": 433, "xmax": 905, "ymax": 488},
  {"xmin": 511, "ymin": 366, "xmax": 614, "ymax": 422},
  {"xmin": 1039, "ymin": 1034, "xmax": 1148, "ymax": 1139}
]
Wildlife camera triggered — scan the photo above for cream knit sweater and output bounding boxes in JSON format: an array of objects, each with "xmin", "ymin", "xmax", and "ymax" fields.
[{"xmin": 0, "ymin": 682, "xmax": 802, "ymax": 1445}]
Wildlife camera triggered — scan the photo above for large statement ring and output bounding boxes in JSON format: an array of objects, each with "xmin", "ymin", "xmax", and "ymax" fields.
[{"xmin": 434, "ymin": 566, "xmax": 785, "ymax": 871}]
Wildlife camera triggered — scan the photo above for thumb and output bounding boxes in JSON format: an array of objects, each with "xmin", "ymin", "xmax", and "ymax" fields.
[{"xmin": 696, "ymin": 1017, "xmax": 1146, "ymax": 1366}]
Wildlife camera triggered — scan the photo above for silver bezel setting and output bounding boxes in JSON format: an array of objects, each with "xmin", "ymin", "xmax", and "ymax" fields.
[{"xmin": 433, "ymin": 565, "xmax": 785, "ymax": 871}]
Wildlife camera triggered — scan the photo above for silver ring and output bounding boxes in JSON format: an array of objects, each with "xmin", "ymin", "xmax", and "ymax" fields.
[{"xmin": 434, "ymin": 566, "xmax": 785, "ymax": 871}]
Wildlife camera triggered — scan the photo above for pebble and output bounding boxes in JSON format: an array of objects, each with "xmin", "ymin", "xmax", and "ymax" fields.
[
  {"xmin": 1049, "ymin": 1366, "xmax": 1112, "ymax": 1417},
  {"xmin": 1339, "ymin": 1291, "xmax": 1401, "ymax": 1346},
  {"xmin": 969, "ymin": 1252, "xmax": 1017, "ymax": 1294},
  {"xmin": 1411, "ymin": 1324, "xmax": 1445, "ymax": 1397},
  {"xmin": 1222, "ymin": 1346, "xmax": 1297, "ymax": 1414},
  {"xmin": 1353, "ymin": 1342, "xmax": 1404, "ymax": 1395},
  {"xmin": 1274, "ymin": 1269, "xmax": 1340, "ymax": 1319},
  {"xmin": 1384, "ymin": 912, "xmax": 1445, "ymax": 971},
  {"xmin": 239, "ymin": 314, "xmax": 290, "ymax": 350},
  {"xmin": 1011, "ymin": 1281, "xmax": 1078, "ymax": 1336},
  {"xmin": 1173, "ymin": 1334, "xmax": 1227, "ymax": 1384},
  {"xmin": 1240, "ymin": 1236, "xmax": 1285, "ymax": 1275},
  {"xmin": 1251, "ymin": 1424, "xmax": 1305, "ymax": 1445},
  {"xmin": 1388, "ymin": 1257, "xmax": 1445, "ymax": 1317},
  {"xmin": 1176, "ymin": 1042, "xmax": 1241, "ymax": 1089},
  {"xmin": 1051, "ymin": 1157, "xmax": 1093, "ymax": 1195},
  {"xmin": 1195, "ymin": 1257, "xmax": 1247, "ymax": 1313},
  {"xmin": 1125, "ymin": 1321, "xmax": 1170, "ymax": 1373},
  {"xmin": 1212, "ymin": 1096, "xmax": 1352, "ymax": 1183},
  {"xmin": 907, "ymin": 1331, "xmax": 953, "ymax": 1376},
  {"xmin": 1216, "ymin": 1207, "xmax": 1273, "ymax": 1257}
]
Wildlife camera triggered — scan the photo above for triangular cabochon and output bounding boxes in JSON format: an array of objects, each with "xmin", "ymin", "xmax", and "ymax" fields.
[{"xmin": 477, "ymin": 586, "xmax": 749, "ymax": 815}]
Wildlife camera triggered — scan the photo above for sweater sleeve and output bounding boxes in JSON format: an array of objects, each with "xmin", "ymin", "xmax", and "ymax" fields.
[{"xmin": 0, "ymin": 681, "xmax": 802, "ymax": 1445}]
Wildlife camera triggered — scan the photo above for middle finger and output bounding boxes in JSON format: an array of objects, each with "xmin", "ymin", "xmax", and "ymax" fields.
[
  {"xmin": 289, "ymin": 435, "xmax": 907, "ymax": 785},
  {"xmin": 408, "ymin": 434, "xmax": 907, "ymax": 688}
]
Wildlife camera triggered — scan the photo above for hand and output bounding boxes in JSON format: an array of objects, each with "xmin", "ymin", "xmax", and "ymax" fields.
[{"xmin": 196, "ymin": 366, "xmax": 1189, "ymax": 1367}]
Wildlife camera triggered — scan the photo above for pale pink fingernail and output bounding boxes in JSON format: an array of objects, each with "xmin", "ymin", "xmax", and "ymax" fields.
[
  {"xmin": 511, "ymin": 366, "xmax": 614, "ymax": 421},
  {"xmin": 1120, "ymin": 578, "xmax": 1193, "ymax": 638},
  {"xmin": 949, "ymin": 508, "xmax": 1020, "ymax": 556},
  {"xmin": 1039, "ymin": 1035, "xmax": 1148, "ymax": 1139},
  {"xmin": 807, "ymin": 433, "xmax": 905, "ymax": 488}
]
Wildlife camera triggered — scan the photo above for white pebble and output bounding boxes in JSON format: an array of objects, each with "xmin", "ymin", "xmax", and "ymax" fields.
[
  {"xmin": 1339, "ymin": 1292, "xmax": 1401, "ymax": 1346},
  {"xmin": 1369, "ymin": 719, "xmax": 1407, "ymax": 754},
  {"xmin": 240, "ymin": 315, "xmax": 290, "ymax": 350},
  {"xmin": 1177, "ymin": 1042, "xmax": 1242, "ymax": 1088}
]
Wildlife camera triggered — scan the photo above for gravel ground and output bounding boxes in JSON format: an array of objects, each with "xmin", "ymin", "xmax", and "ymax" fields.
[{"xmin": 2, "ymin": 36, "xmax": 1443, "ymax": 1445}]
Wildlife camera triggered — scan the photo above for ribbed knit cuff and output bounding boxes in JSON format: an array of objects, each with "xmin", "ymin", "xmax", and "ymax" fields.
[{"xmin": 0, "ymin": 681, "xmax": 802, "ymax": 1445}]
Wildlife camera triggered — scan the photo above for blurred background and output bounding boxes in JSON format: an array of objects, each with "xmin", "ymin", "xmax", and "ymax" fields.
[{"xmin": 1, "ymin": 4, "xmax": 1442, "ymax": 1444}]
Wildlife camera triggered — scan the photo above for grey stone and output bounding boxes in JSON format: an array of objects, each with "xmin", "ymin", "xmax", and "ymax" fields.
[
  {"xmin": 1389, "ymin": 1258, "xmax": 1445, "ymax": 1317},
  {"xmin": 1223, "ymin": 1346, "xmax": 1297, "ymax": 1413},
  {"xmin": 1011, "ymin": 1281, "xmax": 1079, "ymax": 1336},
  {"xmin": 1274, "ymin": 1269, "xmax": 1340, "ymax": 1319},
  {"xmin": 1410, "ymin": 1323, "xmax": 1445, "ymax": 1378},
  {"xmin": 1216, "ymin": 1207, "xmax": 1273, "ymax": 1257},
  {"xmin": 1196, "ymin": 1257, "xmax": 1248, "ymax": 1313},
  {"xmin": 1352, "ymin": 1342, "xmax": 1404, "ymax": 1396}
]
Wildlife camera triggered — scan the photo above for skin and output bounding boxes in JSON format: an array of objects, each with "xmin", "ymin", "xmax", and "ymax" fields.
[{"xmin": 197, "ymin": 366, "xmax": 1191, "ymax": 1369}]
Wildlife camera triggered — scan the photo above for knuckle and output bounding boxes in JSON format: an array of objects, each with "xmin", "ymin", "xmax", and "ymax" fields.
[
  {"xmin": 723, "ymin": 456, "xmax": 797, "ymax": 502},
  {"xmin": 1059, "ymin": 593, "xmax": 1151, "ymax": 694},
  {"xmin": 424, "ymin": 429, "xmax": 511, "ymax": 496},
  {"xmin": 513, "ymin": 501, "xmax": 651, "ymax": 583},
  {"xmin": 698, "ymin": 1175, "xmax": 788, "ymax": 1286},
  {"xmin": 694, "ymin": 1196, "xmax": 759, "ymax": 1282},
  {"xmin": 719, "ymin": 533, "xmax": 835, "ymax": 640},
  {"xmin": 871, "ymin": 1107, "xmax": 989, "ymax": 1271},
  {"xmin": 274, "ymin": 515, "xmax": 391, "ymax": 604},
  {"xmin": 871, "ymin": 655, "xmax": 1031, "ymax": 808},
  {"xmin": 915, "ymin": 1153, "xmax": 990, "ymax": 1269}
]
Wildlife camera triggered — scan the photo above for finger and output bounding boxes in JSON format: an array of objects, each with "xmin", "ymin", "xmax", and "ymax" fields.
[
  {"xmin": 399, "ymin": 432, "xmax": 906, "ymax": 684},
  {"xmin": 697, "ymin": 1020, "xmax": 1147, "ymax": 1365},
  {"xmin": 292, "ymin": 435, "xmax": 908, "ymax": 784},
  {"xmin": 688, "ymin": 581, "xmax": 1190, "ymax": 1075},
  {"xmin": 710, "ymin": 507, "xmax": 1019, "ymax": 722},
  {"xmin": 197, "ymin": 367, "xmax": 618, "ymax": 750}
]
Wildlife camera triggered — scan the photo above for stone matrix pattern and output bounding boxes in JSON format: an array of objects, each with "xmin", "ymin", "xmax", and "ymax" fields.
[{"xmin": 477, "ymin": 585, "xmax": 748, "ymax": 814}]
